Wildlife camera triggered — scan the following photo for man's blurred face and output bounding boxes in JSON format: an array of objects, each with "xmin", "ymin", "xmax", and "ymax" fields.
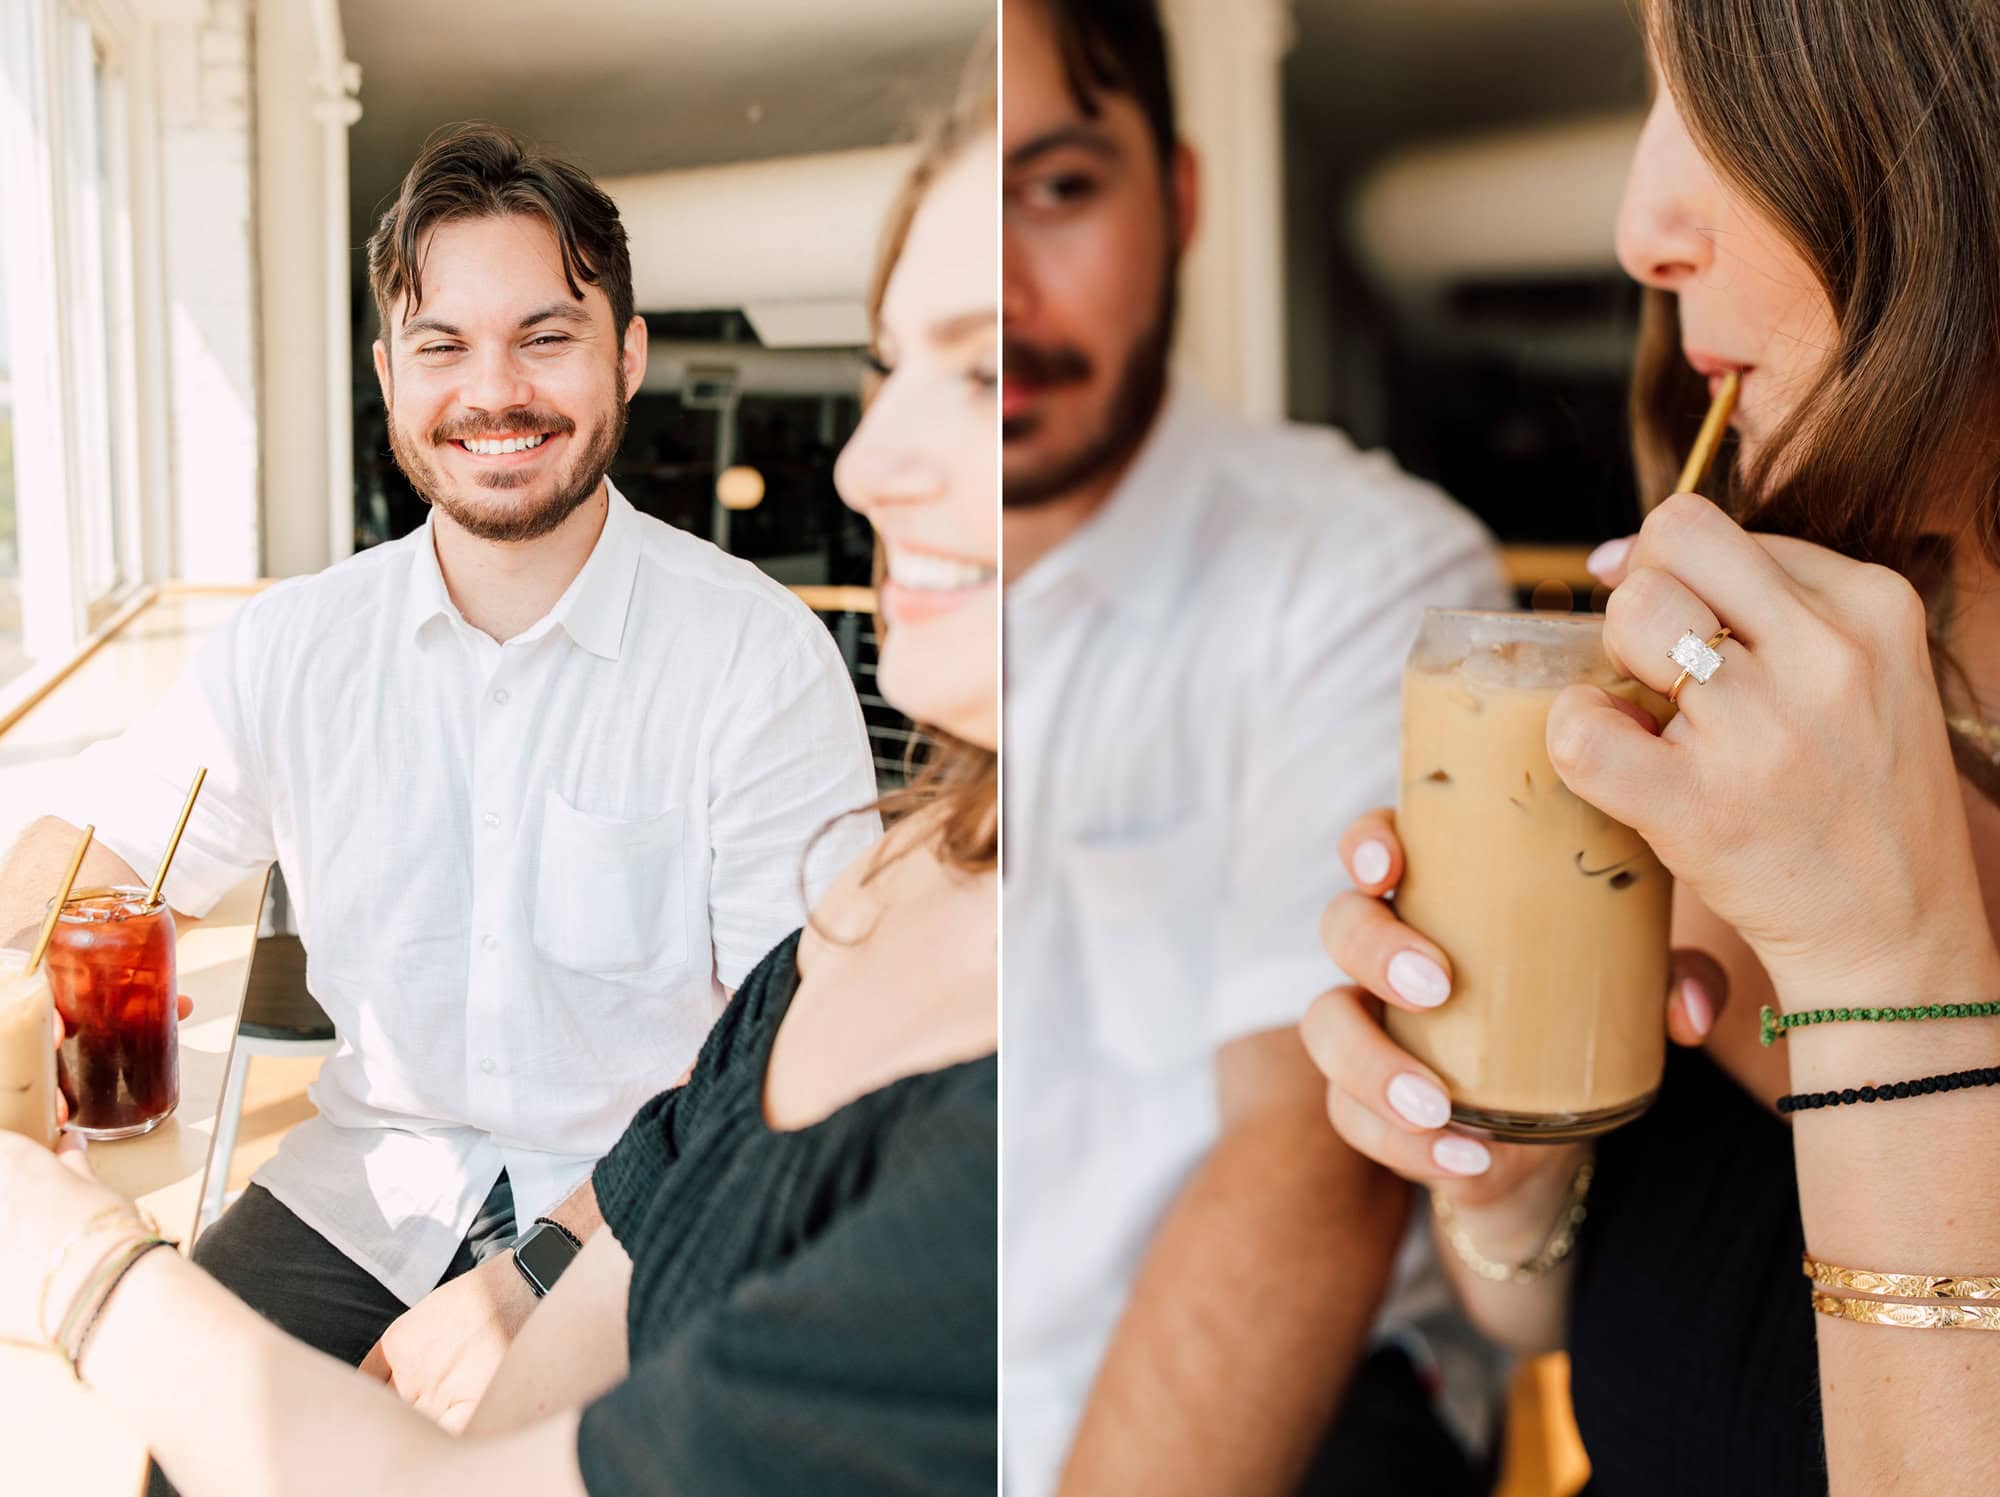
[{"xmin": 1002, "ymin": 0, "xmax": 1182, "ymax": 508}]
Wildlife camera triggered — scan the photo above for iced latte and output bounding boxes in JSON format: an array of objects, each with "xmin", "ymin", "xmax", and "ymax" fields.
[
  {"xmin": 1387, "ymin": 610, "xmax": 1674, "ymax": 1141},
  {"xmin": 0, "ymin": 949, "xmax": 58, "ymax": 1148}
]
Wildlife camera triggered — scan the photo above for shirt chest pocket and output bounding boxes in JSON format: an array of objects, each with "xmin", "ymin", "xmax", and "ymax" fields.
[
  {"xmin": 532, "ymin": 790, "xmax": 690, "ymax": 977},
  {"xmin": 1064, "ymin": 816, "xmax": 1219, "ymax": 1072}
]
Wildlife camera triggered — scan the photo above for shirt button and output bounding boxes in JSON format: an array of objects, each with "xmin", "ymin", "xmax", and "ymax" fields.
[
  {"xmin": 482, "ymin": 934, "xmax": 498, "ymax": 952},
  {"xmin": 479, "ymin": 1057, "xmax": 497, "ymax": 1075},
  {"xmin": 482, "ymin": 811, "xmax": 500, "ymax": 829},
  {"xmin": 492, "ymin": 688, "xmax": 509, "ymax": 705}
]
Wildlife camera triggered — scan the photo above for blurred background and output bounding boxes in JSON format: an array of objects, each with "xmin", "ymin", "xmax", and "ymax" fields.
[
  {"xmin": 0, "ymin": 0, "xmax": 985, "ymax": 776},
  {"xmin": 1159, "ymin": 0, "xmax": 1650, "ymax": 602},
  {"xmin": 1151, "ymin": 4, "xmax": 1648, "ymax": 1492}
]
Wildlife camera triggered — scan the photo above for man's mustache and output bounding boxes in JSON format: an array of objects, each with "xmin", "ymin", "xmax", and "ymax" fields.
[
  {"xmin": 1004, "ymin": 339, "xmax": 1092, "ymax": 388},
  {"xmin": 432, "ymin": 410, "xmax": 577, "ymax": 445}
]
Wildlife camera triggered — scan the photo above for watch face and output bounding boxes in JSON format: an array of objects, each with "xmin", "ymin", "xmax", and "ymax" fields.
[{"xmin": 518, "ymin": 1224, "xmax": 576, "ymax": 1292}]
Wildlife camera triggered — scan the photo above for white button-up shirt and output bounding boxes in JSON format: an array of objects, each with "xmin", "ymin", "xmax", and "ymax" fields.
[
  {"xmin": 1003, "ymin": 378, "xmax": 1511, "ymax": 1495},
  {"xmin": 58, "ymin": 483, "xmax": 880, "ymax": 1304}
]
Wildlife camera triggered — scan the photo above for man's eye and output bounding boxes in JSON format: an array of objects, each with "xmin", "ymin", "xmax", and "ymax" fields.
[
  {"xmin": 1031, "ymin": 173, "xmax": 1099, "ymax": 209},
  {"xmin": 418, "ymin": 344, "xmax": 462, "ymax": 357},
  {"xmin": 528, "ymin": 334, "xmax": 570, "ymax": 348}
]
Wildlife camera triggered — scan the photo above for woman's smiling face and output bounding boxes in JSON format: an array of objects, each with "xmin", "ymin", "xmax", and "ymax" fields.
[{"xmin": 834, "ymin": 138, "xmax": 1000, "ymax": 751}]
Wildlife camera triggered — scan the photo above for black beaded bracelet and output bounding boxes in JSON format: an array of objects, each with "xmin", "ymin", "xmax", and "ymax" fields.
[{"xmin": 1777, "ymin": 1066, "xmax": 2000, "ymax": 1114}]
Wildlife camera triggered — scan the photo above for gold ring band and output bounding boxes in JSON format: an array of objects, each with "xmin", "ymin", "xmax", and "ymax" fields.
[{"xmin": 1668, "ymin": 626, "xmax": 1733, "ymax": 704}]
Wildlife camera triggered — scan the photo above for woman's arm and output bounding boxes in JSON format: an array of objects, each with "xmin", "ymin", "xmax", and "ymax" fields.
[
  {"xmin": 469, "ymin": 1227, "xmax": 633, "ymax": 1434},
  {"xmin": 79, "ymin": 1242, "xmax": 589, "ymax": 1497},
  {"xmin": 1420, "ymin": 1147, "xmax": 1587, "ymax": 1356},
  {"xmin": 1550, "ymin": 493, "xmax": 2000, "ymax": 1495},
  {"xmin": 1780, "ymin": 937, "xmax": 2000, "ymax": 1492}
]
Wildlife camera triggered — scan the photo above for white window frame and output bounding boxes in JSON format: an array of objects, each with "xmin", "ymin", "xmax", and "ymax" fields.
[{"xmin": 0, "ymin": 0, "xmax": 164, "ymax": 713}]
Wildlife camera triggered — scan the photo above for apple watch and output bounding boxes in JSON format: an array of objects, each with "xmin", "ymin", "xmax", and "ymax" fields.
[{"xmin": 513, "ymin": 1217, "xmax": 583, "ymax": 1298}]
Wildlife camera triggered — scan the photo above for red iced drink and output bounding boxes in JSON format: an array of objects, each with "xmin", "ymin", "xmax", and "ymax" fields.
[{"xmin": 46, "ymin": 885, "xmax": 178, "ymax": 1139}]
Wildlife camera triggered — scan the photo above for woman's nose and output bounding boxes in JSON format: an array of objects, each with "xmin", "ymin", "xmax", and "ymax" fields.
[
  {"xmin": 1615, "ymin": 100, "xmax": 1713, "ymax": 292},
  {"xmin": 836, "ymin": 405, "xmax": 945, "ymax": 515}
]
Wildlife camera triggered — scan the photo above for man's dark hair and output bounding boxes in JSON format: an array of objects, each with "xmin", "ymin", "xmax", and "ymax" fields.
[
  {"xmin": 1049, "ymin": 0, "xmax": 1177, "ymax": 164},
  {"xmin": 367, "ymin": 122, "xmax": 633, "ymax": 343}
]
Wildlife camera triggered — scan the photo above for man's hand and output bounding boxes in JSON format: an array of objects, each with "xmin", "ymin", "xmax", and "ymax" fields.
[{"xmin": 359, "ymin": 1247, "xmax": 539, "ymax": 1432}]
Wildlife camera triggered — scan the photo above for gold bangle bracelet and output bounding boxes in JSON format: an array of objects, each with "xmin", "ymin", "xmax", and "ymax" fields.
[
  {"xmin": 1811, "ymin": 1291, "xmax": 2000, "ymax": 1331},
  {"xmin": 1432, "ymin": 1157, "xmax": 1594, "ymax": 1284},
  {"xmin": 1803, "ymin": 1255, "xmax": 2000, "ymax": 1302},
  {"xmin": 38, "ymin": 1205, "xmax": 145, "ymax": 1342}
]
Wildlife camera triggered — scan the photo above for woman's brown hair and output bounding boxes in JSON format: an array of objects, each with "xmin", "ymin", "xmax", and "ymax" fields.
[
  {"xmin": 1631, "ymin": 0, "xmax": 2000, "ymax": 792},
  {"xmin": 850, "ymin": 43, "xmax": 999, "ymax": 878}
]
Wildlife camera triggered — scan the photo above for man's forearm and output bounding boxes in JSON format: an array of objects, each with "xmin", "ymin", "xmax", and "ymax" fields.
[
  {"xmin": 1057, "ymin": 1106, "xmax": 1411, "ymax": 1497},
  {"xmin": 0, "ymin": 816, "xmax": 149, "ymax": 946}
]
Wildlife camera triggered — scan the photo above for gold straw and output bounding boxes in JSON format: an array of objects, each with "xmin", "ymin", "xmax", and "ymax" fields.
[
  {"xmin": 1675, "ymin": 370, "xmax": 1740, "ymax": 494},
  {"xmin": 26, "ymin": 824, "xmax": 95, "ymax": 976},
  {"xmin": 146, "ymin": 767, "xmax": 207, "ymax": 908}
]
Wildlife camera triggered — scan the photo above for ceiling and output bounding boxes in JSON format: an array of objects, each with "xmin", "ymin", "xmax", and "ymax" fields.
[
  {"xmin": 1286, "ymin": 0, "xmax": 1648, "ymax": 188},
  {"xmin": 339, "ymin": 0, "xmax": 989, "ymax": 232}
]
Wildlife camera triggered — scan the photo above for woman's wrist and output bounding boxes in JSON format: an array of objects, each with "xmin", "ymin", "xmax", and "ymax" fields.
[
  {"xmin": 1765, "ymin": 921, "xmax": 2000, "ymax": 1018},
  {"xmin": 1432, "ymin": 1144, "xmax": 1590, "ymax": 1266}
]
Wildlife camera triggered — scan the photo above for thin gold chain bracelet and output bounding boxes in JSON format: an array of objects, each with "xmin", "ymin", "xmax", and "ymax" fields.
[{"xmin": 1431, "ymin": 1156, "xmax": 1594, "ymax": 1284}]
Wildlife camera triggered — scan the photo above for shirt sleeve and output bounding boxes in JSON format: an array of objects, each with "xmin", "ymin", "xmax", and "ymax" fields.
[
  {"xmin": 1208, "ymin": 480, "xmax": 1510, "ymax": 1049},
  {"xmin": 48, "ymin": 605, "xmax": 277, "ymax": 916},
  {"xmin": 703, "ymin": 621, "xmax": 881, "ymax": 989},
  {"xmin": 576, "ymin": 1079, "xmax": 997, "ymax": 1497}
]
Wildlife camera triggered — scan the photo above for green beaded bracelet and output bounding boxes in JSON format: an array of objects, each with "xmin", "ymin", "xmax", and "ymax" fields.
[{"xmin": 1759, "ymin": 1000, "xmax": 2000, "ymax": 1046}]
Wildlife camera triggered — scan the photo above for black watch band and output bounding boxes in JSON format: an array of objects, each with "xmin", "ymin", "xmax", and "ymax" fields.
[{"xmin": 513, "ymin": 1217, "xmax": 583, "ymax": 1298}]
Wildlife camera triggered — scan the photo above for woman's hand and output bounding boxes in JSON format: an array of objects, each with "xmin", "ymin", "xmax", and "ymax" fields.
[
  {"xmin": 1563, "ymin": 493, "xmax": 1998, "ymax": 1003},
  {"xmin": 1302, "ymin": 810, "xmax": 1728, "ymax": 1210}
]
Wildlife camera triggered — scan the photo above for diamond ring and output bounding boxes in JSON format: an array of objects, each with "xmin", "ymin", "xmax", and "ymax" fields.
[{"xmin": 1668, "ymin": 627, "xmax": 1732, "ymax": 703}]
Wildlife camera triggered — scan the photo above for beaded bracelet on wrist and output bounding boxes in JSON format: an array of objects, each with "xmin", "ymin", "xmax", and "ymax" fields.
[
  {"xmin": 1777, "ymin": 1065, "xmax": 2000, "ymax": 1113},
  {"xmin": 1760, "ymin": 1000, "xmax": 2000, "ymax": 1047}
]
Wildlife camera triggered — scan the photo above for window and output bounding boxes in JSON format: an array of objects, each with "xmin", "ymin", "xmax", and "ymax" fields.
[{"xmin": 0, "ymin": 0, "xmax": 149, "ymax": 699}]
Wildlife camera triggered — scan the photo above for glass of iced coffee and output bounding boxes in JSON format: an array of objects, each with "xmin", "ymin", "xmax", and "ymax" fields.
[
  {"xmin": 0, "ymin": 949, "xmax": 58, "ymax": 1148},
  {"xmin": 46, "ymin": 886, "xmax": 179, "ymax": 1140},
  {"xmin": 1387, "ymin": 610, "xmax": 1674, "ymax": 1142}
]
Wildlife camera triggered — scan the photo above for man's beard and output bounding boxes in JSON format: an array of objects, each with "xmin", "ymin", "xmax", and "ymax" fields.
[
  {"xmin": 387, "ymin": 373, "xmax": 628, "ymax": 543},
  {"xmin": 1002, "ymin": 268, "xmax": 1176, "ymax": 510}
]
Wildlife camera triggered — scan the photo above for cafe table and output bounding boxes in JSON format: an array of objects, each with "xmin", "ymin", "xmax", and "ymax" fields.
[{"xmin": 0, "ymin": 587, "xmax": 267, "ymax": 1496}]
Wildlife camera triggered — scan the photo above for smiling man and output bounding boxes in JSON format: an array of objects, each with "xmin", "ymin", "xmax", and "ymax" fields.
[{"xmin": 0, "ymin": 123, "xmax": 878, "ymax": 1483}]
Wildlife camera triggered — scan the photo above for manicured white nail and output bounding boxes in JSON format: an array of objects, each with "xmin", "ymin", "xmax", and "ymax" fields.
[
  {"xmin": 1352, "ymin": 840, "xmax": 1392, "ymax": 886},
  {"xmin": 1432, "ymin": 1135, "xmax": 1492, "ymax": 1176},
  {"xmin": 1387, "ymin": 1073, "xmax": 1451, "ymax": 1130},
  {"xmin": 1586, "ymin": 536, "xmax": 1634, "ymax": 580},
  {"xmin": 1387, "ymin": 951, "xmax": 1451, "ymax": 1008},
  {"xmin": 1680, "ymin": 977, "xmax": 1714, "ymax": 1039}
]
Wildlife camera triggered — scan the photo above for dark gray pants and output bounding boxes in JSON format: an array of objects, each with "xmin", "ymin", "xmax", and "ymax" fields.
[{"xmin": 146, "ymin": 1173, "xmax": 518, "ymax": 1497}]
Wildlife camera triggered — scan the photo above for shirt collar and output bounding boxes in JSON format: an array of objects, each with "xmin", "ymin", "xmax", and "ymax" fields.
[
  {"xmin": 402, "ymin": 478, "xmax": 642, "ymax": 661},
  {"xmin": 1013, "ymin": 373, "xmax": 1230, "ymax": 623}
]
